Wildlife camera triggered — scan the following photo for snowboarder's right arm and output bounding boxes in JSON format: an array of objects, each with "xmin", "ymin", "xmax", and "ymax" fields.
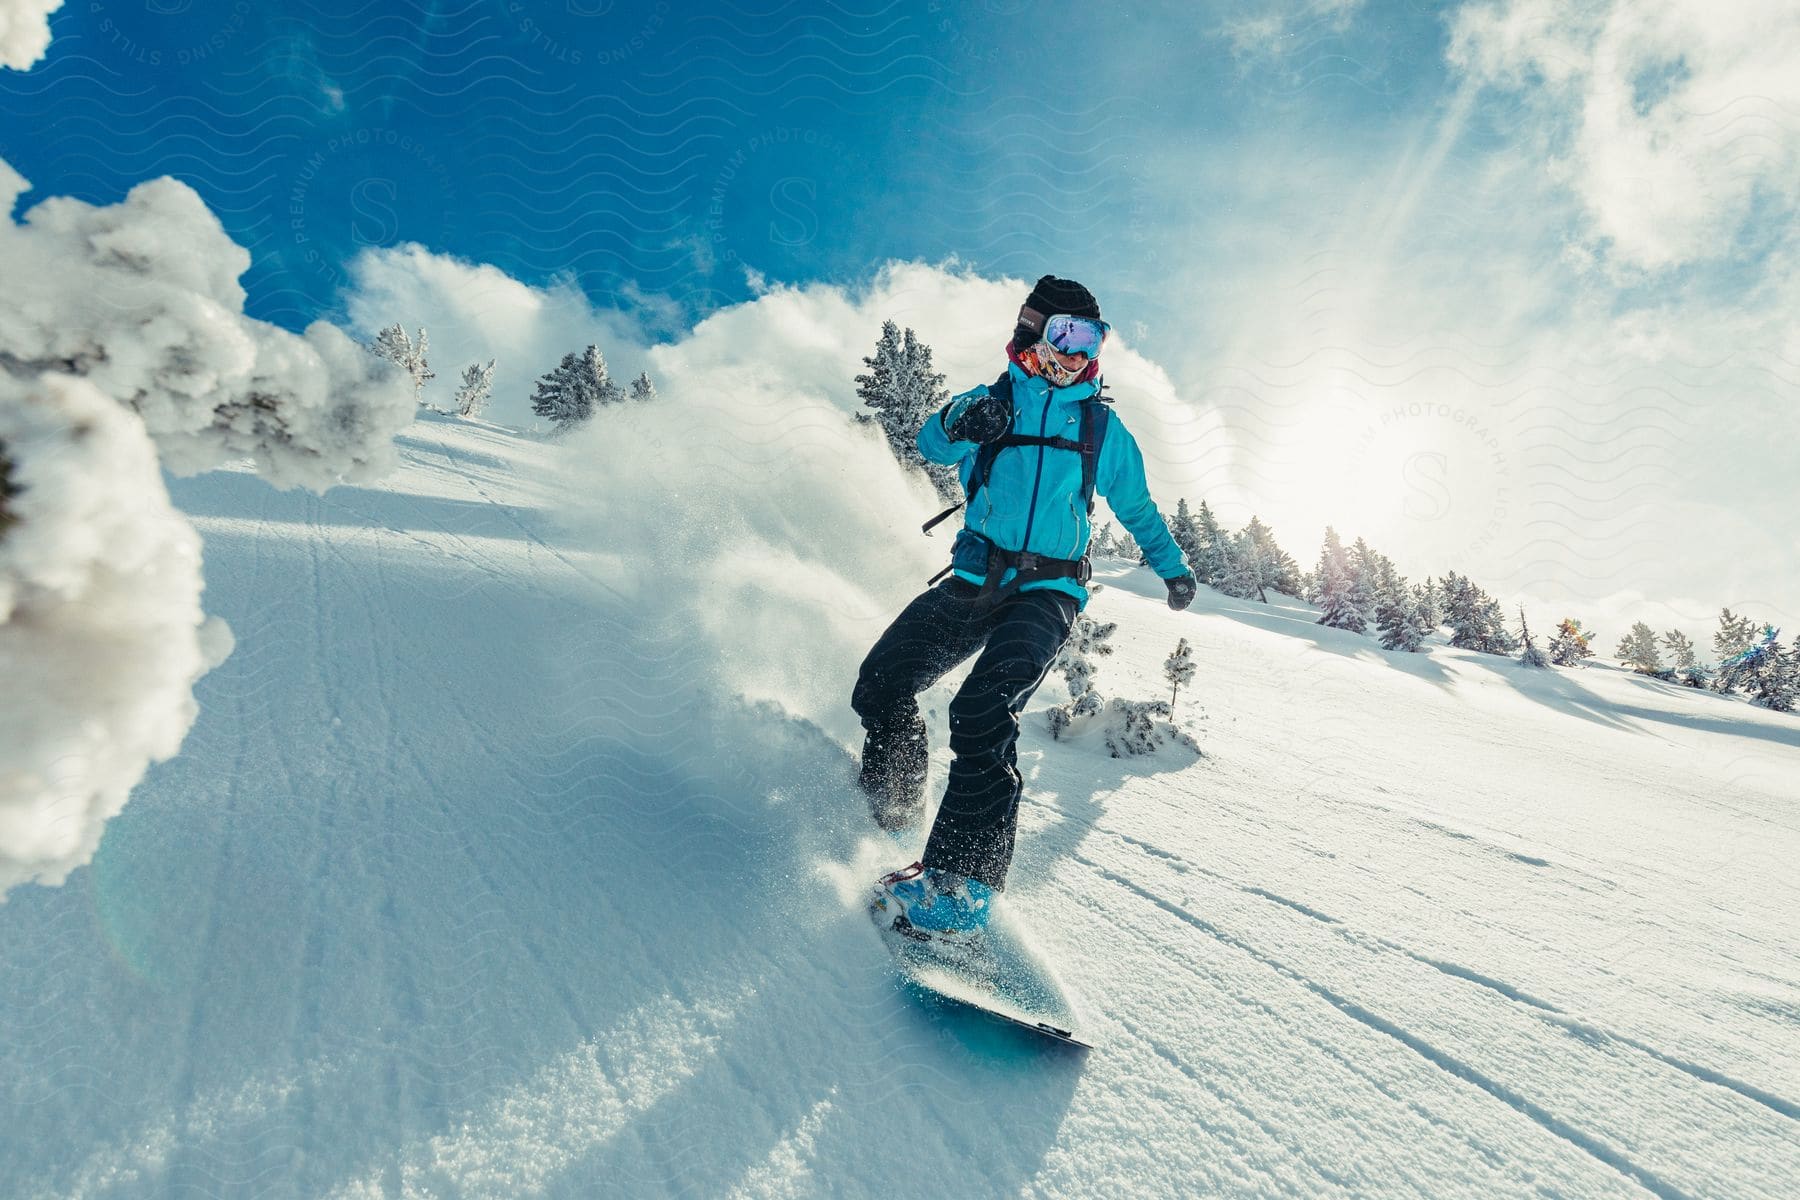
[{"xmin": 917, "ymin": 384, "xmax": 1001, "ymax": 465}]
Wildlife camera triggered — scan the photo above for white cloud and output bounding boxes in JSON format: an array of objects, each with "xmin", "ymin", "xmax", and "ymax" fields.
[
  {"xmin": 0, "ymin": 0, "xmax": 61, "ymax": 71},
  {"xmin": 343, "ymin": 244, "xmax": 656, "ymax": 429},
  {"xmin": 1221, "ymin": 0, "xmax": 1366, "ymax": 62},
  {"xmin": 1449, "ymin": 0, "xmax": 1800, "ymax": 273}
]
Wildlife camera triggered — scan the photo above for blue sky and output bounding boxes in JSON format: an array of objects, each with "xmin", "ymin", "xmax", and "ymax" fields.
[
  {"xmin": 4, "ymin": 0, "xmax": 1796, "ymax": 632},
  {"xmin": 0, "ymin": 1, "xmax": 1455, "ymax": 331}
]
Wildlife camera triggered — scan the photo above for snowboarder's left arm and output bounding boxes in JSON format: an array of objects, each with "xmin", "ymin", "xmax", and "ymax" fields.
[
  {"xmin": 916, "ymin": 384, "xmax": 991, "ymax": 466},
  {"xmin": 1097, "ymin": 419, "xmax": 1191, "ymax": 581}
]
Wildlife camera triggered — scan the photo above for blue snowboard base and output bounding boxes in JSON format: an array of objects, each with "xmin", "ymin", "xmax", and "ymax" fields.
[{"xmin": 875, "ymin": 913, "xmax": 1093, "ymax": 1050}]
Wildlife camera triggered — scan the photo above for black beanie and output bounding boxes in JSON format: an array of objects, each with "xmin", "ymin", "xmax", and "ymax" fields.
[{"xmin": 1013, "ymin": 274, "xmax": 1101, "ymax": 351}]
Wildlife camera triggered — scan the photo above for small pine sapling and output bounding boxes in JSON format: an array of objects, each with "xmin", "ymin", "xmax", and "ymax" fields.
[
  {"xmin": 1548, "ymin": 619, "xmax": 1594, "ymax": 667},
  {"xmin": 1518, "ymin": 608, "xmax": 1549, "ymax": 668},
  {"xmin": 1165, "ymin": 637, "xmax": 1196, "ymax": 709},
  {"xmin": 452, "ymin": 359, "xmax": 496, "ymax": 418}
]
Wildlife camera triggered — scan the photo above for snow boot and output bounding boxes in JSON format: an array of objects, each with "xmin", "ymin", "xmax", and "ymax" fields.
[
  {"xmin": 857, "ymin": 723, "xmax": 928, "ymax": 831},
  {"xmin": 869, "ymin": 861, "xmax": 994, "ymax": 950}
]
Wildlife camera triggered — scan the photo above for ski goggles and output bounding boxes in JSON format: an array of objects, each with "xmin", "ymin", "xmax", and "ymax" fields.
[{"xmin": 1043, "ymin": 313, "xmax": 1108, "ymax": 358}]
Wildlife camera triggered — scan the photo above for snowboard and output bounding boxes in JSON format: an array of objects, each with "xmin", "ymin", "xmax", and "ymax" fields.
[{"xmin": 872, "ymin": 903, "xmax": 1093, "ymax": 1049}]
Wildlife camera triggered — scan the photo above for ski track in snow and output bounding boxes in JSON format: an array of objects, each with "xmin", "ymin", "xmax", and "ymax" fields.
[{"xmin": 2, "ymin": 414, "xmax": 1796, "ymax": 1199}]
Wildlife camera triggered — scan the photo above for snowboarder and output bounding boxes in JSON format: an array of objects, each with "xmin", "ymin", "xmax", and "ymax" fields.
[{"xmin": 855, "ymin": 275, "xmax": 1197, "ymax": 947}]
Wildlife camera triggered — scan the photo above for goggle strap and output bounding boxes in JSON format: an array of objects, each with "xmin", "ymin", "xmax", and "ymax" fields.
[{"xmin": 1016, "ymin": 304, "xmax": 1047, "ymax": 337}]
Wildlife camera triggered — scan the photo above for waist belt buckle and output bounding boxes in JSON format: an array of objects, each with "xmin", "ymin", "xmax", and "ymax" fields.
[
  {"xmin": 1017, "ymin": 551, "xmax": 1041, "ymax": 573},
  {"xmin": 1076, "ymin": 557, "xmax": 1091, "ymax": 584}
]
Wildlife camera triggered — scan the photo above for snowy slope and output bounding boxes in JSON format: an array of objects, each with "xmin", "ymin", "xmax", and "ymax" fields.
[{"xmin": 2, "ymin": 413, "xmax": 1796, "ymax": 1199}]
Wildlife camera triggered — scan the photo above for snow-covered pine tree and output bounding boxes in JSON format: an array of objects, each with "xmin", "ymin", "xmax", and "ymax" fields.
[
  {"xmin": 1090, "ymin": 521, "xmax": 1116, "ymax": 558},
  {"xmin": 530, "ymin": 350, "xmax": 591, "ymax": 427},
  {"xmin": 629, "ymin": 371, "xmax": 657, "ymax": 402},
  {"xmin": 1414, "ymin": 577, "xmax": 1443, "ymax": 630},
  {"xmin": 1168, "ymin": 499, "xmax": 1202, "ymax": 569},
  {"xmin": 1440, "ymin": 573, "xmax": 1482, "ymax": 649},
  {"xmin": 1753, "ymin": 637, "xmax": 1799, "ymax": 713},
  {"xmin": 1711, "ymin": 608, "xmax": 1759, "ymax": 693},
  {"xmin": 1165, "ymin": 637, "xmax": 1196, "ymax": 709},
  {"xmin": 1048, "ymin": 614, "xmax": 1117, "ymax": 739},
  {"xmin": 1478, "ymin": 595, "xmax": 1519, "ymax": 654},
  {"xmin": 1661, "ymin": 630, "xmax": 1710, "ymax": 688},
  {"xmin": 1518, "ymin": 608, "xmax": 1549, "ymax": 667},
  {"xmin": 1615, "ymin": 621, "xmax": 1666, "ymax": 675},
  {"xmin": 854, "ymin": 321, "xmax": 955, "ymax": 500},
  {"xmin": 452, "ymin": 359, "xmax": 495, "ymax": 418},
  {"xmin": 1719, "ymin": 625, "xmax": 1792, "ymax": 708},
  {"xmin": 532, "ymin": 344, "xmax": 626, "ymax": 429},
  {"xmin": 1218, "ymin": 516, "xmax": 1298, "ymax": 603},
  {"xmin": 1548, "ymin": 619, "xmax": 1594, "ymax": 667},
  {"xmin": 1313, "ymin": 526, "xmax": 1365, "ymax": 633},
  {"xmin": 1346, "ymin": 537, "xmax": 1384, "ymax": 626},
  {"xmin": 1375, "ymin": 573, "xmax": 1430, "ymax": 651},
  {"xmin": 1112, "ymin": 528, "xmax": 1141, "ymax": 564},
  {"xmin": 1102, "ymin": 698, "xmax": 1200, "ymax": 758},
  {"xmin": 1251, "ymin": 517, "xmax": 1303, "ymax": 596},
  {"xmin": 369, "ymin": 324, "xmax": 436, "ymax": 404},
  {"xmin": 583, "ymin": 345, "xmax": 625, "ymax": 409},
  {"xmin": 1217, "ymin": 527, "xmax": 1267, "ymax": 601},
  {"xmin": 1188, "ymin": 500, "xmax": 1229, "ymax": 587}
]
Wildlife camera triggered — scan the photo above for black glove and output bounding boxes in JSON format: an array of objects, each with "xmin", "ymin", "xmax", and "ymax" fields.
[
  {"xmin": 945, "ymin": 391, "xmax": 1012, "ymax": 444},
  {"xmin": 1166, "ymin": 574, "xmax": 1197, "ymax": 611}
]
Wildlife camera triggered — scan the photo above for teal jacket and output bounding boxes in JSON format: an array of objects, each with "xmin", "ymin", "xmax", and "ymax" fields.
[{"xmin": 918, "ymin": 359, "xmax": 1191, "ymax": 610}]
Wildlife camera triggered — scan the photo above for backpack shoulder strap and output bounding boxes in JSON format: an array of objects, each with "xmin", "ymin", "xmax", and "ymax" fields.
[
  {"xmin": 966, "ymin": 370, "xmax": 1016, "ymax": 505},
  {"xmin": 1079, "ymin": 395, "xmax": 1112, "ymax": 515}
]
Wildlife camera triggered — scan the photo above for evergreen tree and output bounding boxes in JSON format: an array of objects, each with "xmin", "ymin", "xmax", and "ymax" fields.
[
  {"xmin": 1518, "ymin": 608, "xmax": 1549, "ymax": 668},
  {"xmin": 1346, "ymin": 537, "xmax": 1384, "ymax": 627},
  {"xmin": 1254, "ymin": 517, "xmax": 1303, "ymax": 596},
  {"xmin": 1090, "ymin": 521, "xmax": 1116, "ymax": 558},
  {"xmin": 1661, "ymin": 630, "xmax": 1711, "ymax": 688},
  {"xmin": 531, "ymin": 344, "xmax": 619, "ymax": 428},
  {"xmin": 452, "ymin": 359, "xmax": 495, "ymax": 418},
  {"xmin": 1548, "ymin": 619, "xmax": 1594, "ymax": 667},
  {"xmin": 1219, "ymin": 516, "xmax": 1299, "ymax": 603},
  {"xmin": 629, "ymin": 371, "xmax": 657, "ymax": 402},
  {"xmin": 1218, "ymin": 527, "xmax": 1267, "ymax": 602},
  {"xmin": 369, "ymin": 324, "xmax": 435, "ymax": 403},
  {"xmin": 1752, "ymin": 637, "xmax": 1798, "ymax": 713},
  {"xmin": 854, "ymin": 321, "xmax": 955, "ymax": 499},
  {"xmin": 1375, "ymin": 574, "xmax": 1430, "ymax": 652},
  {"xmin": 1437, "ymin": 572, "xmax": 1517, "ymax": 654},
  {"xmin": 1188, "ymin": 500, "xmax": 1230, "ymax": 587},
  {"xmin": 1478, "ymin": 596, "xmax": 1519, "ymax": 654},
  {"xmin": 1615, "ymin": 621, "xmax": 1666, "ymax": 675},
  {"xmin": 1312, "ymin": 526, "xmax": 1365, "ymax": 633},
  {"xmin": 1440, "ymin": 573, "xmax": 1483, "ymax": 649},
  {"xmin": 1164, "ymin": 637, "xmax": 1196, "ymax": 709},
  {"xmin": 1711, "ymin": 608, "xmax": 1759, "ymax": 693},
  {"xmin": 1168, "ymin": 499, "xmax": 1202, "ymax": 569},
  {"xmin": 585, "ymin": 345, "xmax": 626, "ymax": 409},
  {"xmin": 1414, "ymin": 577, "xmax": 1443, "ymax": 630},
  {"xmin": 1112, "ymin": 528, "xmax": 1141, "ymax": 564},
  {"xmin": 1048, "ymin": 615, "xmax": 1117, "ymax": 739},
  {"xmin": 1719, "ymin": 625, "xmax": 1793, "ymax": 709}
]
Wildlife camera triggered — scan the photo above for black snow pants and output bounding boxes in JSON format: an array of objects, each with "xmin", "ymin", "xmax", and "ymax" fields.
[{"xmin": 850, "ymin": 576, "xmax": 1078, "ymax": 890}]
